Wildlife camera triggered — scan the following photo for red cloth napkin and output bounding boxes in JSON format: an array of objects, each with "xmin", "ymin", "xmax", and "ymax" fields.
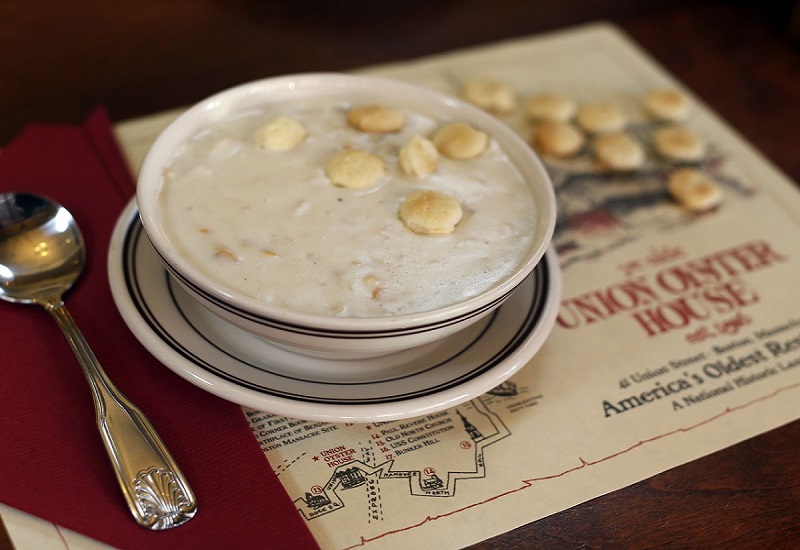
[{"xmin": 0, "ymin": 109, "xmax": 319, "ymax": 549}]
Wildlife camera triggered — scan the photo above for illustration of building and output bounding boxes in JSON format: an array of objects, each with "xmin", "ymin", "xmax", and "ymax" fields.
[
  {"xmin": 458, "ymin": 411, "xmax": 483, "ymax": 441},
  {"xmin": 421, "ymin": 474, "xmax": 444, "ymax": 491},
  {"xmin": 305, "ymin": 492, "xmax": 331, "ymax": 509},
  {"xmin": 488, "ymin": 380, "xmax": 518, "ymax": 397},
  {"xmin": 334, "ymin": 467, "xmax": 367, "ymax": 489}
]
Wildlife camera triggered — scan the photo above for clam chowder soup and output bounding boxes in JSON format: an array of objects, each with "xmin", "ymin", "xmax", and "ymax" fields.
[{"xmin": 158, "ymin": 98, "xmax": 537, "ymax": 317}]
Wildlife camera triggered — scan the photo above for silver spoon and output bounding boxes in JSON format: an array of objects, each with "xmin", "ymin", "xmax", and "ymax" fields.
[{"xmin": 0, "ymin": 192, "xmax": 197, "ymax": 530}]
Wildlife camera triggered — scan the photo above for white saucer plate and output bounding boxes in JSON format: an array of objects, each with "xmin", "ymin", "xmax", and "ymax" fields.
[{"xmin": 107, "ymin": 200, "xmax": 562, "ymax": 422}]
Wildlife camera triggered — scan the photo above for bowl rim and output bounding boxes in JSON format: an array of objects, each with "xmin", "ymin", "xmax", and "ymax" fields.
[{"xmin": 136, "ymin": 72, "xmax": 556, "ymax": 332}]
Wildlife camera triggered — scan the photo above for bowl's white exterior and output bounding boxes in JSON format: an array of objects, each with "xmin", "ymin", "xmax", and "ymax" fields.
[
  {"xmin": 173, "ymin": 277, "xmax": 502, "ymax": 360},
  {"xmin": 137, "ymin": 73, "xmax": 556, "ymax": 359}
]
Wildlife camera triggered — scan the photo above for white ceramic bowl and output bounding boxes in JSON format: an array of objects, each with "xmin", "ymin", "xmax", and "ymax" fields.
[{"xmin": 136, "ymin": 73, "xmax": 556, "ymax": 359}]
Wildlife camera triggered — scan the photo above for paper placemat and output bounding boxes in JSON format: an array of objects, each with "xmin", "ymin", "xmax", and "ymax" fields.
[{"xmin": 5, "ymin": 22, "xmax": 800, "ymax": 550}]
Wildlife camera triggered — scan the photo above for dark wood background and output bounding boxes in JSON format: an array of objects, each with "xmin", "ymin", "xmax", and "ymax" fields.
[{"xmin": 1, "ymin": 1, "xmax": 799, "ymax": 547}]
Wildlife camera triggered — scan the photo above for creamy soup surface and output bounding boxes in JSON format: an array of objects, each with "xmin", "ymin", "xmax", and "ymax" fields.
[{"xmin": 159, "ymin": 98, "xmax": 537, "ymax": 317}]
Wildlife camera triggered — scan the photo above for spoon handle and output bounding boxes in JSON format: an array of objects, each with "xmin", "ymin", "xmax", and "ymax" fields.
[{"xmin": 48, "ymin": 302, "xmax": 197, "ymax": 530}]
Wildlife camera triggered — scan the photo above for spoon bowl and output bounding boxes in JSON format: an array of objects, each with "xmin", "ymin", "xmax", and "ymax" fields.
[
  {"xmin": 0, "ymin": 193, "xmax": 84, "ymax": 304},
  {"xmin": 0, "ymin": 192, "xmax": 197, "ymax": 530}
]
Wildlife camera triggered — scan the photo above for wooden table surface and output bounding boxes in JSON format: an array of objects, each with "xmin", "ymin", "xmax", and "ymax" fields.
[{"xmin": 1, "ymin": 1, "xmax": 799, "ymax": 547}]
